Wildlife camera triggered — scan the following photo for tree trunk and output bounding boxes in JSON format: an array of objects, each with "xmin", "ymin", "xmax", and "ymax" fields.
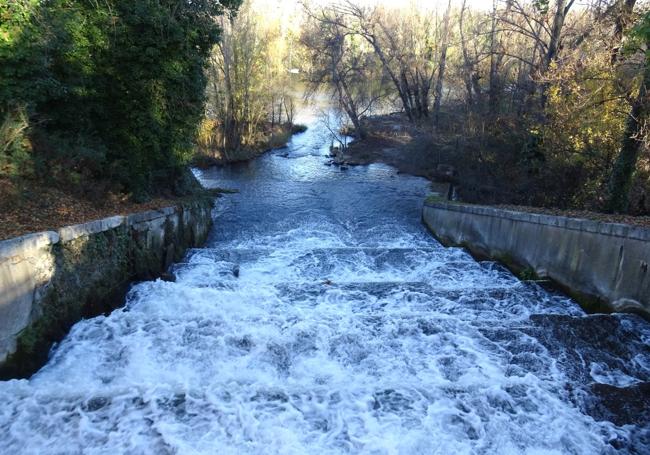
[
  {"xmin": 607, "ymin": 38, "xmax": 650, "ymax": 213},
  {"xmin": 611, "ymin": 0, "xmax": 637, "ymax": 65},
  {"xmin": 488, "ymin": 1, "xmax": 500, "ymax": 114},
  {"xmin": 540, "ymin": 0, "xmax": 571, "ymax": 107},
  {"xmin": 433, "ymin": 0, "xmax": 452, "ymax": 128},
  {"xmin": 459, "ymin": 0, "xmax": 474, "ymax": 107},
  {"xmin": 412, "ymin": 70, "xmax": 424, "ymax": 119},
  {"xmin": 545, "ymin": 0, "xmax": 568, "ymax": 68},
  {"xmin": 362, "ymin": 33, "xmax": 413, "ymax": 122},
  {"xmin": 338, "ymin": 74, "xmax": 366, "ymax": 140}
]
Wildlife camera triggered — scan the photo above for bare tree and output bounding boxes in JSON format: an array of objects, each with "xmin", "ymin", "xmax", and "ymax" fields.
[
  {"xmin": 302, "ymin": 5, "xmax": 385, "ymax": 139},
  {"xmin": 306, "ymin": 1, "xmax": 442, "ymax": 122},
  {"xmin": 433, "ymin": 0, "xmax": 453, "ymax": 127},
  {"xmin": 459, "ymin": 0, "xmax": 483, "ymax": 108},
  {"xmin": 202, "ymin": 0, "xmax": 299, "ymax": 160}
]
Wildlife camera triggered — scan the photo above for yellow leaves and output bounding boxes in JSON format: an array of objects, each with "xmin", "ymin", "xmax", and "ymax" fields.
[{"xmin": 541, "ymin": 49, "xmax": 628, "ymax": 170}]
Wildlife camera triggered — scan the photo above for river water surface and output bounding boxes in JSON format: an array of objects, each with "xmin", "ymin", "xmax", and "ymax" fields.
[{"xmin": 1, "ymin": 112, "xmax": 649, "ymax": 454}]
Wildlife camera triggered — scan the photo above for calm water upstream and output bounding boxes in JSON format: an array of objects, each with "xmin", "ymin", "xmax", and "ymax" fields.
[{"xmin": 1, "ymin": 110, "xmax": 649, "ymax": 454}]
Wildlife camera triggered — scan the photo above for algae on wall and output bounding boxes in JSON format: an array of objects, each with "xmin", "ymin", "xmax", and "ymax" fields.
[
  {"xmin": 422, "ymin": 200, "xmax": 650, "ymax": 319},
  {"xmin": 0, "ymin": 198, "xmax": 214, "ymax": 379}
]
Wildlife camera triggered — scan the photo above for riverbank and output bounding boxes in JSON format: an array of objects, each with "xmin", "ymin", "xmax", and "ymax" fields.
[
  {"xmin": 341, "ymin": 113, "xmax": 650, "ymax": 227},
  {"xmin": 1, "ymin": 119, "xmax": 305, "ymax": 242},
  {"xmin": 335, "ymin": 113, "xmax": 439, "ymax": 179},
  {"xmin": 193, "ymin": 122, "xmax": 307, "ymax": 167}
]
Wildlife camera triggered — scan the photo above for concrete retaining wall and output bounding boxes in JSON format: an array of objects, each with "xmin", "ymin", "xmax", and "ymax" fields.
[
  {"xmin": 422, "ymin": 201, "xmax": 650, "ymax": 317},
  {"xmin": 0, "ymin": 198, "xmax": 213, "ymax": 377}
]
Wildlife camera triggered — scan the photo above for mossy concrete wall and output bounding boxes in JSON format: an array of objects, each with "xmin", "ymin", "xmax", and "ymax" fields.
[
  {"xmin": 422, "ymin": 201, "xmax": 650, "ymax": 317},
  {"xmin": 0, "ymin": 198, "xmax": 213, "ymax": 378}
]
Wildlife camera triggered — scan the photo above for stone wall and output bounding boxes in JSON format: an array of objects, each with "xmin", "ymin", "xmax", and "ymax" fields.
[
  {"xmin": 422, "ymin": 201, "xmax": 650, "ymax": 317},
  {"xmin": 0, "ymin": 198, "xmax": 213, "ymax": 378}
]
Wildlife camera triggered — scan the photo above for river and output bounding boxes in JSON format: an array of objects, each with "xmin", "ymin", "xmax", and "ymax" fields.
[{"xmin": 0, "ymin": 110, "xmax": 649, "ymax": 454}]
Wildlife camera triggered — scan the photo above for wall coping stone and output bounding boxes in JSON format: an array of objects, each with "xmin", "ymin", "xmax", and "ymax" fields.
[
  {"xmin": 424, "ymin": 201, "xmax": 650, "ymax": 242},
  {"xmin": 58, "ymin": 216, "xmax": 125, "ymax": 243},
  {"xmin": 0, "ymin": 198, "xmax": 214, "ymax": 377},
  {"xmin": 0, "ymin": 232, "xmax": 60, "ymax": 261},
  {"xmin": 126, "ymin": 206, "xmax": 177, "ymax": 225},
  {"xmin": 1, "ymin": 205, "xmax": 189, "ymax": 254}
]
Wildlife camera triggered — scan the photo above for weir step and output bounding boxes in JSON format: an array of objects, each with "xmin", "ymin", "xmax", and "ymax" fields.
[{"xmin": 171, "ymin": 246, "xmax": 515, "ymax": 287}]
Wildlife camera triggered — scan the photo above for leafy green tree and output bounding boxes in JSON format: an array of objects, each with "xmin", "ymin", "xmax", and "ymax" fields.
[
  {"xmin": 0, "ymin": 0, "xmax": 48, "ymax": 179},
  {"xmin": 1, "ymin": 0, "xmax": 241, "ymax": 199}
]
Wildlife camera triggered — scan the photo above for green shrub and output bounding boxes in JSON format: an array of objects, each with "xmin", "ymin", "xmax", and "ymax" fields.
[{"xmin": 0, "ymin": 0, "xmax": 241, "ymax": 198}]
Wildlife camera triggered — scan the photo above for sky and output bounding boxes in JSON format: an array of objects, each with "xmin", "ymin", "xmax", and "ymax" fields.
[
  {"xmin": 304, "ymin": 0, "xmax": 495, "ymax": 8},
  {"xmin": 252, "ymin": 0, "xmax": 497, "ymax": 20}
]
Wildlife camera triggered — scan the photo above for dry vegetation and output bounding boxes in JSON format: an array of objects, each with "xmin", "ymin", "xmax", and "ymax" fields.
[
  {"xmin": 301, "ymin": 0, "xmax": 650, "ymax": 215},
  {"xmin": 0, "ymin": 180, "xmax": 204, "ymax": 241}
]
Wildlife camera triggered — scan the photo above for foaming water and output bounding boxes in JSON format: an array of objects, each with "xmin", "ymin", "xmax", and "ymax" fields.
[{"xmin": 1, "ymin": 112, "xmax": 649, "ymax": 454}]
